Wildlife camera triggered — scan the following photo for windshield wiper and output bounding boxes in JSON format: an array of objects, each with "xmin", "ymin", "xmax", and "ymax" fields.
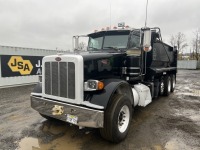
[
  {"xmin": 132, "ymin": 46, "xmax": 141, "ymax": 50},
  {"xmin": 104, "ymin": 46, "xmax": 119, "ymax": 50},
  {"xmin": 88, "ymin": 47, "xmax": 99, "ymax": 50}
]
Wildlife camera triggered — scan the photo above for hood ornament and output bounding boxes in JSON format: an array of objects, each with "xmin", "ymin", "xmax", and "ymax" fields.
[{"xmin": 52, "ymin": 105, "xmax": 64, "ymax": 115}]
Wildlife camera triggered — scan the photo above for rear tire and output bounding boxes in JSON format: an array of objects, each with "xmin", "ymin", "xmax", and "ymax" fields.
[
  {"xmin": 163, "ymin": 75, "xmax": 171, "ymax": 96},
  {"xmin": 170, "ymin": 74, "xmax": 176, "ymax": 92},
  {"xmin": 100, "ymin": 94, "xmax": 132, "ymax": 143}
]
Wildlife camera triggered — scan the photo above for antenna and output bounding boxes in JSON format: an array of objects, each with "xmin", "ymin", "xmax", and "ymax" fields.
[
  {"xmin": 145, "ymin": 0, "xmax": 149, "ymax": 27},
  {"xmin": 109, "ymin": 0, "xmax": 112, "ymax": 28}
]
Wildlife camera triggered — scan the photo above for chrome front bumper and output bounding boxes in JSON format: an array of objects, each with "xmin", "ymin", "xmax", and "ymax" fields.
[{"xmin": 31, "ymin": 95, "xmax": 104, "ymax": 128}]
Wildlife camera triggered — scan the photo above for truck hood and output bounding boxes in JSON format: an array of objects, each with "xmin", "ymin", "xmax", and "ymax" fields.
[
  {"xmin": 78, "ymin": 51, "xmax": 123, "ymax": 61},
  {"xmin": 78, "ymin": 51, "xmax": 125, "ymax": 80}
]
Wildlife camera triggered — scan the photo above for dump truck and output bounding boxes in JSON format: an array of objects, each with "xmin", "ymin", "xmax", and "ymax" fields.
[{"xmin": 31, "ymin": 24, "xmax": 177, "ymax": 143}]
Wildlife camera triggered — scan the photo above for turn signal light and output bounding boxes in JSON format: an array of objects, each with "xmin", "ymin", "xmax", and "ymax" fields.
[{"xmin": 98, "ymin": 81, "xmax": 104, "ymax": 90}]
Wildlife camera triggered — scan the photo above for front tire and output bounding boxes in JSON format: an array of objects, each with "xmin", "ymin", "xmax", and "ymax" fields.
[{"xmin": 100, "ymin": 94, "xmax": 132, "ymax": 143}]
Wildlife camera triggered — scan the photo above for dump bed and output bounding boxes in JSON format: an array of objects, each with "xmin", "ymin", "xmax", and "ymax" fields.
[{"xmin": 146, "ymin": 41, "xmax": 177, "ymax": 75}]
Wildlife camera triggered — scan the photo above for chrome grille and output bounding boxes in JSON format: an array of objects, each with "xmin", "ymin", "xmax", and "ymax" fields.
[
  {"xmin": 60, "ymin": 62, "xmax": 67, "ymax": 97},
  {"xmin": 52, "ymin": 62, "xmax": 59, "ymax": 96},
  {"xmin": 45, "ymin": 62, "xmax": 75, "ymax": 99}
]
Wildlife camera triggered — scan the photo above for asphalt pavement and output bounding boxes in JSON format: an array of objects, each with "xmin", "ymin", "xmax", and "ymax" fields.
[{"xmin": 0, "ymin": 70, "xmax": 200, "ymax": 150}]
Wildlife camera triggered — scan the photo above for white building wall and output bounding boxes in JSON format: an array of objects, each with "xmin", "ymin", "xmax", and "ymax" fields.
[{"xmin": 177, "ymin": 60, "xmax": 198, "ymax": 69}]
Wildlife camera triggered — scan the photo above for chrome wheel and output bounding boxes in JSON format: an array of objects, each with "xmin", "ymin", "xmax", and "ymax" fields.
[
  {"xmin": 160, "ymin": 81, "xmax": 164, "ymax": 94},
  {"xmin": 118, "ymin": 105, "xmax": 130, "ymax": 133}
]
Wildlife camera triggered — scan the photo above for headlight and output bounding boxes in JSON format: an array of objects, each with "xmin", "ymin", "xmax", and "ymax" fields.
[{"xmin": 84, "ymin": 80, "xmax": 104, "ymax": 91}]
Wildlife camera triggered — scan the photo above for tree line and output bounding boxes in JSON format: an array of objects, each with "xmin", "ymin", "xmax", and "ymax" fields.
[{"xmin": 169, "ymin": 30, "xmax": 200, "ymax": 61}]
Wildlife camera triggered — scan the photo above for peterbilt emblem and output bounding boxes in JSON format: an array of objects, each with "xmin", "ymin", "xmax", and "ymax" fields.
[
  {"xmin": 55, "ymin": 57, "xmax": 61, "ymax": 61},
  {"xmin": 52, "ymin": 105, "xmax": 64, "ymax": 115}
]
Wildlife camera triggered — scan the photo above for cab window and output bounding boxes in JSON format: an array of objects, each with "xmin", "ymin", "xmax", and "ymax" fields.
[{"xmin": 129, "ymin": 31, "xmax": 140, "ymax": 48}]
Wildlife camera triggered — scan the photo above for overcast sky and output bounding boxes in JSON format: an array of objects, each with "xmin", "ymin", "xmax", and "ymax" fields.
[{"xmin": 0, "ymin": 0, "xmax": 199, "ymax": 51}]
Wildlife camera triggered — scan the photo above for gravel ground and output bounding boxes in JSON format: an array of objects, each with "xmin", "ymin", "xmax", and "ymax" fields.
[{"xmin": 0, "ymin": 70, "xmax": 200, "ymax": 150}]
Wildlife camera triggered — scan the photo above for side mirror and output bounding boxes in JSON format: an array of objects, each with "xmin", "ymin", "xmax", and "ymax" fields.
[{"xmin": 142, "ymin": 28, "xmax": 152, "ymax": 52}]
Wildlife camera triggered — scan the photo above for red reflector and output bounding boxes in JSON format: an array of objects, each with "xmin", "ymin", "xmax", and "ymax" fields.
[{"xmin": 55, "ymin": 57, "xmax": 61, "ymax": 61}]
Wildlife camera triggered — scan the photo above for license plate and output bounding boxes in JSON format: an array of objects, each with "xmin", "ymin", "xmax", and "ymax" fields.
[{"xmin": 66, "ymin": 114, "xmax": 78, "ymax": 125}]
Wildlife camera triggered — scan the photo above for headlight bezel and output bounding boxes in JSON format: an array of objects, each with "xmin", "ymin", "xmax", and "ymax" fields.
[{"xmin": 84, "ymin": 80, "xmax": 104, "ymax": 91}]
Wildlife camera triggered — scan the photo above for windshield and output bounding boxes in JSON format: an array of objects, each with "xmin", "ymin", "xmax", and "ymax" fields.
[
  {"xmin": 88, "ymin": 36, "xmax": 103, "ymax": 50},
  {"xmin": 88, "ymin": 31, "xmax": 130, "ymax": 50},
  {"xmin": 103, "ymin": 35, "xmax": 129, "ymax": 49}
]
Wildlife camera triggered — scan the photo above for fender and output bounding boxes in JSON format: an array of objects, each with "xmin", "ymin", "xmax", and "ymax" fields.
[{"xmin": 88, "ymin": 79, "xmax": 134, "ymax": 109}]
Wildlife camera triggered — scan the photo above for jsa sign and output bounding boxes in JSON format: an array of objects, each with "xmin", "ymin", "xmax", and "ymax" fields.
[{"xmin": 1, "ymin": 55, "xmax": 43, "ymax": 77}]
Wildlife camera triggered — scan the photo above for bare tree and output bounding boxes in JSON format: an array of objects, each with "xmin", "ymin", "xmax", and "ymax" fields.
[
  {"xmin": 192, "ymin": 29, "xmax": 200, "ymax": 61},
  {"xmin": 78, "ymin": 42, "xmax": 86, "ymax": 51},
  {"xmin": 169, "ymin": 32, "xmax": 188, "ymax": 54},
  {"xmin": 169, "ymin": 35, "xmax": 176, "ymax": 47}
]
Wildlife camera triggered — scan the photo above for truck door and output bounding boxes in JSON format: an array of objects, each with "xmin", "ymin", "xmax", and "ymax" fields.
[{"xmin": 125, "ymin": 30, "xmax": 142, "ymax": 79}]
